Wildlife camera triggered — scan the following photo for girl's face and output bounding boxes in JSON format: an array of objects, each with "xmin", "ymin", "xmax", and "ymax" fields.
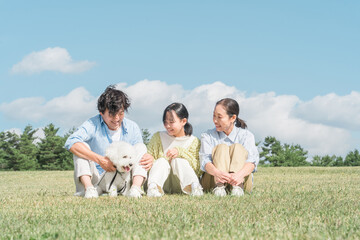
[
  {"xmin": 213, "ymin": 104, "xmax": 236, "ymax": 135},
  {"xmin": 164, "ymin": 110, "xmax": 186, "ymax": 137}
]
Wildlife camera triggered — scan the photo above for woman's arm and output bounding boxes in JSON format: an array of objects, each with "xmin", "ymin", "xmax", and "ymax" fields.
[
  {"xmin": 205, "ymin": 162, "xmax": 232, "ymax": 184},
  {"xmin": 228, "ymin": 162, "xmax": 255, "ymax": 186}
]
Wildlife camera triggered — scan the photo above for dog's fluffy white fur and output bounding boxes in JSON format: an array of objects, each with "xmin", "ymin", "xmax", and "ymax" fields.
[{"xmin": 96, "ymin": 141, "xmax": 147, "ymax": 197}]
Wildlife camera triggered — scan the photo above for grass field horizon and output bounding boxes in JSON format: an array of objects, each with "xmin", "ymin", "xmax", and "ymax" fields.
[{"xmin": 1, "ymin": 167, "xmax": 359, "ymax": 239}]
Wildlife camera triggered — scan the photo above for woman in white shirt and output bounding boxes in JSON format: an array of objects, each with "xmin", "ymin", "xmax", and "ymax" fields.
[{"xmin": 199, "ymin": 98, "xmax": 259, "ymax": 197}]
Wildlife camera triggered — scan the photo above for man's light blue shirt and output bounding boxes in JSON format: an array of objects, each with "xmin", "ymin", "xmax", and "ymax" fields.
[
  {"xmin": 199, "ymin": 125, "xmax": 259, "ymax": 172},
  {"xmin": 64, "ymin": 114, "xmax": 143, "ymax": 174}
]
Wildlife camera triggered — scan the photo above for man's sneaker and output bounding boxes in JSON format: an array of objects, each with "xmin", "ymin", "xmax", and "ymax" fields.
[
  {"xmin": 84, "ymin": 186, "xmax": 99, "ymax": 199},
  {"xmin": 231, "ymin": 185, "xmax": 244, "ymax": 197},
  {"xmin": 191, "ymin": 185, "xmax": 204, "ymax": 196},
  {"xmin": 213, "ymin": 185, "xmax": 227, "ymax": 197},
  {"xmin": 127, "ymin": 185, "xmax": 144, "ymax": 198},
  {"xmin": 147, "ymin": 186, "xmax": 163, "ymax": 197}
]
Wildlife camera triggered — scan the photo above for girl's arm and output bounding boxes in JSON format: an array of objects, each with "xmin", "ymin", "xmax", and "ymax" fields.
[
  {"xmin": 147, "ymin": 132, "xmax": 164, "ymax": 161},
  {"xmin": 174, "ymin": 137, "xmax": 202, "ymax": 177}
]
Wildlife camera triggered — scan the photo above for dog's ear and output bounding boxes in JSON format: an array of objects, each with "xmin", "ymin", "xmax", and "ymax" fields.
[{"xmin": 105, "ymin": 147, "xmax": 116, "ymax": 161}]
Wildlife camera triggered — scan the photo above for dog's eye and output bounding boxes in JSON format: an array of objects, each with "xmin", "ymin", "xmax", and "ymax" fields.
[{"xmin": 123, "ymin": 155, "xmax": 128, "ymax": 158}]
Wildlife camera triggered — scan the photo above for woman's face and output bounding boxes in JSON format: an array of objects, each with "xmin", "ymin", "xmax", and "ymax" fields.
[
  {"xmin": 100, "ymin": 108, "xmax": 125, "ymax": 131},
  {"xmin": 163, "ymin": 110, "xmax": 186, "ymax": 137},
  {"xmin": 213, "ymin": 104, "xmax": 236, "ymax": 135}
]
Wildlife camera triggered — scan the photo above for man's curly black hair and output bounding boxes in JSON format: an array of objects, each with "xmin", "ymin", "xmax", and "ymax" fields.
[{"xmin": 97, "ymin": 85, "xmax": 130, "ymax": 115}]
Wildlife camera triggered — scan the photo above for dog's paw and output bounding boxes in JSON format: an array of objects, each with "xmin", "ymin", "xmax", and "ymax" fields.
[
  {"xmin": 109, "ymin": 187, "xmax": 118, "ymax": 197},
  {"xmin": 127, "ymin": 186, "xmax": 144, "ymax": 198}
]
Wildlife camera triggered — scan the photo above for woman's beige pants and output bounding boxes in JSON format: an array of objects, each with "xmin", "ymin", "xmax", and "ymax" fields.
[{"xmin": 200, "ymin": 143, "xmax": 253, "ymax": 193}]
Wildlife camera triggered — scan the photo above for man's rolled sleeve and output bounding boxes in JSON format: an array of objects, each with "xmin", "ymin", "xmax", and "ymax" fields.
[
  {"xmin": 64, "ymin": 120, "xmax": 94, "ymax": 151},
  {"xmin": 131, "ymin": 124, "xmax": 143, "ymax": 145}
]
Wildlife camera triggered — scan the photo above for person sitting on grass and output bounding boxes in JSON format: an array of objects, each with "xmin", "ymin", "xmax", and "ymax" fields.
[
  {"xmin": 146, "ymin": 103, "xmax": 203, "ymax": 197},
  {"xmin": 64, "ymin": 85, "xmax": 154, "ymax": 198},
  {"xmin": 199, "ymin": 98, "xmax": 259, "ymax": 197}
]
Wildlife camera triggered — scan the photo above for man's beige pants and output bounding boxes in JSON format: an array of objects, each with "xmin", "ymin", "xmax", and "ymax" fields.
[{"xmin": 200, "ymin": 143, "xmax": 253, "ymax": 193}]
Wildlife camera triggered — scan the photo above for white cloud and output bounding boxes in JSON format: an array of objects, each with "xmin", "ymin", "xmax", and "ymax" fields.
[
  {"xmin": 292, "ymin": 91, "xmax": 360, "ymax": 130},
  {"xmin": 5, "ymin": 127, "xmax": 44, "ymax": 144},
  {"xmin": 6, "ymin": 128, "xmax": 22, "ymax": 136},
  {"xmin": 0, "ymin": 87, "xmax": 97, "ymax": 129},
  {"xmin": 0, "ymin": 80, "xmax": 358, "ymax": 157},
  {"xmin": 11, "ymin": 47, "xmax": 96, "ymax": 74},
  {"xmin": 240, "ymin": 92, "xmax": 352, "ymax": 156}
]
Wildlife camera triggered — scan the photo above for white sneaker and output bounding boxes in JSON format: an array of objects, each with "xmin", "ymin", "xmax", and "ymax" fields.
[
  {"xmin": 84, "ymin": 186, "xmax": 99, "ymax": 199},
  {"xmin": 213, "ymin": 185, "xmax": 227, "ymax": 197},
  {"xmin": 191, "ymin": 185, "xmax": 204, "ymax": 196},
  {"xmin": 231, "ymin": 186, "xmax": 244, "ymax": 197},
  {"xmin": 73, "ymin": 191, "xmax": 84, "ymax": 197},
  {"xmin": 127, "ymin": 186, "xmax": 144, "ymax": 198},
  {"xmin": 147, "ymin": 186, "xmax": 163, "ymax": 197}
]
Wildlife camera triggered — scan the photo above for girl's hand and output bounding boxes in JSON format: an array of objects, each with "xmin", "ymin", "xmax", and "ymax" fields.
[
  {"xmin": 214, "ymin": 170, "xmax": 231, "ymax": 184},
  {"xmin": 229, "ymin": 172, "xmax": 245, "ymax": 186},
  {"xmin": 166, "ymin": 148, "xmax": 179, "ymax": 161}
]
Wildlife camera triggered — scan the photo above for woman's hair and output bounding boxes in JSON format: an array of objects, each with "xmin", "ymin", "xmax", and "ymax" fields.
[
  {"xmin": 163, "ymin": 103, "xmax": 193, "ymax": 136},
  {"xmin": 97, "ymin": 85, "xmax": 130, "ymax": 115},
  {"xmin": 216, "ymin": 98, "xmax": 247, "ymax": 129}
]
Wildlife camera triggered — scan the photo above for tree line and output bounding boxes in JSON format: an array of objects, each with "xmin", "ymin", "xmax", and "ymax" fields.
[
  {"xmin": 260, "ymin": 136, "xmax": 360, "ymax": 167},
  {"xmin": 0, "ymin": 124, "xmax": 359, "ymax": 171}
]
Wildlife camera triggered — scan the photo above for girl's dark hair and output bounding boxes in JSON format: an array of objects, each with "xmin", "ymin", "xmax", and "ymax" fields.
[
  {"xmin": 97, "ymin": 85, "xmax": 130, "ymax": 115},
  {"xmin": 216, "ymin": 98, "xmax": 247, "ymax": 129},
  {"xmin": 163, "ymin": 102, "xmax": 193, "ymax": 136}
]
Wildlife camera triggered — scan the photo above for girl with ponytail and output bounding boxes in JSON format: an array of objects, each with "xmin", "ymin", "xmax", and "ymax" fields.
[
  {"xmin": 199, "ymin": 98, "xmax": 259, "ymax": 197},
  {"xmin": 146, "ymin": 103, "xmax": 203, "ymax": 197}
]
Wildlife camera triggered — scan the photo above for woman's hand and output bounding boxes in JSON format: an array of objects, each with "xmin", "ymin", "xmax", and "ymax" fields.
[
  {"xmin": 140, "ymin": 153, "xmax": 154, "ymax": 171},
  {"xmin": 214, "ymin": 170, "xmax": 232, "ymax": 184},
  {"xmin": 99, "ymin": 156, "xmax": 116, "ymax": 172},
  {"xmin": 166, "ymin": 148, "xmax": 179, "ymax": 162},
  {"xmin": 229, "ymin": 172, "xmax": 245, "ymax": 186}
]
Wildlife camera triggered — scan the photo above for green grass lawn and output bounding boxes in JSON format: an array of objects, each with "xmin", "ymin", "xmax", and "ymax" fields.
[{"xmin": 0, "ymin": 167, "xmax": 359, "ymax": 239}]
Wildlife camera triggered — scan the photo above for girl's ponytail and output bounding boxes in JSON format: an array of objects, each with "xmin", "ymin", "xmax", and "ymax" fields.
[{"xmin": 184, "ymin": 122, "xmax": 193, "ymax": 136}]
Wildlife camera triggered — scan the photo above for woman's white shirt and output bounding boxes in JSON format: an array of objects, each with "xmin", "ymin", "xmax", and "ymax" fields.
[{"xmin": 199, "ymin": 125, "xmax": 259, "ymax": 172}]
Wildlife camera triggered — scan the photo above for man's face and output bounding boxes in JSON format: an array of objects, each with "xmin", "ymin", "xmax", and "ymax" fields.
[{"xmin": 100, "ymin": 109, "xmax": 125, "ymax": 131}]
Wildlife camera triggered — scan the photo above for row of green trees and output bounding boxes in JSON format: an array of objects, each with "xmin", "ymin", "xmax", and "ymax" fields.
[
  {"xmin": 0, "ymin": 124, "xmax": 359, "ymax": 171},
  {"xmin": 0, "ymin": 124, "xmax": 74, "ymax": 171},
  {"xmin": 260, "ymin": 136, "xmax": 360, "ymax": 167}
]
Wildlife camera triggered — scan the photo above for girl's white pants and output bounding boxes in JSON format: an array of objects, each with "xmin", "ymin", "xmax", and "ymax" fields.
[{"xmin": 147, "ymin": 157, "xmax": 200, "ymax": 194}]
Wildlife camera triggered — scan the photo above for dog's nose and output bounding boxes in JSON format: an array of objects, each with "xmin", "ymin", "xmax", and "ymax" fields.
[{"xmin": 129, "ymin": 163, "xmax": 133, "ymax": 167}]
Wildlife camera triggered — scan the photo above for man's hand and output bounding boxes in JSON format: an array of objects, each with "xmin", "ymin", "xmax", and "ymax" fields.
[
  {"xmin": 139, "ymin": 153, "xmax": 154, "ymax": 171},
  {"xmin": 98, "ymin": 156, "xmax": 116, "ymax": 172}
]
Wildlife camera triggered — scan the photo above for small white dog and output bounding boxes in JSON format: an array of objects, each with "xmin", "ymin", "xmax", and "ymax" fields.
[{"xmin": 96, "ymin": 141, "xmax": 147, "ymax": 197}]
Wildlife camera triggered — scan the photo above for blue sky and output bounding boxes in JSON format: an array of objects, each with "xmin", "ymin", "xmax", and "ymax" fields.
[{"xmin": 0, "ymin": 1, "xmax": 359, "ymax": 157}]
